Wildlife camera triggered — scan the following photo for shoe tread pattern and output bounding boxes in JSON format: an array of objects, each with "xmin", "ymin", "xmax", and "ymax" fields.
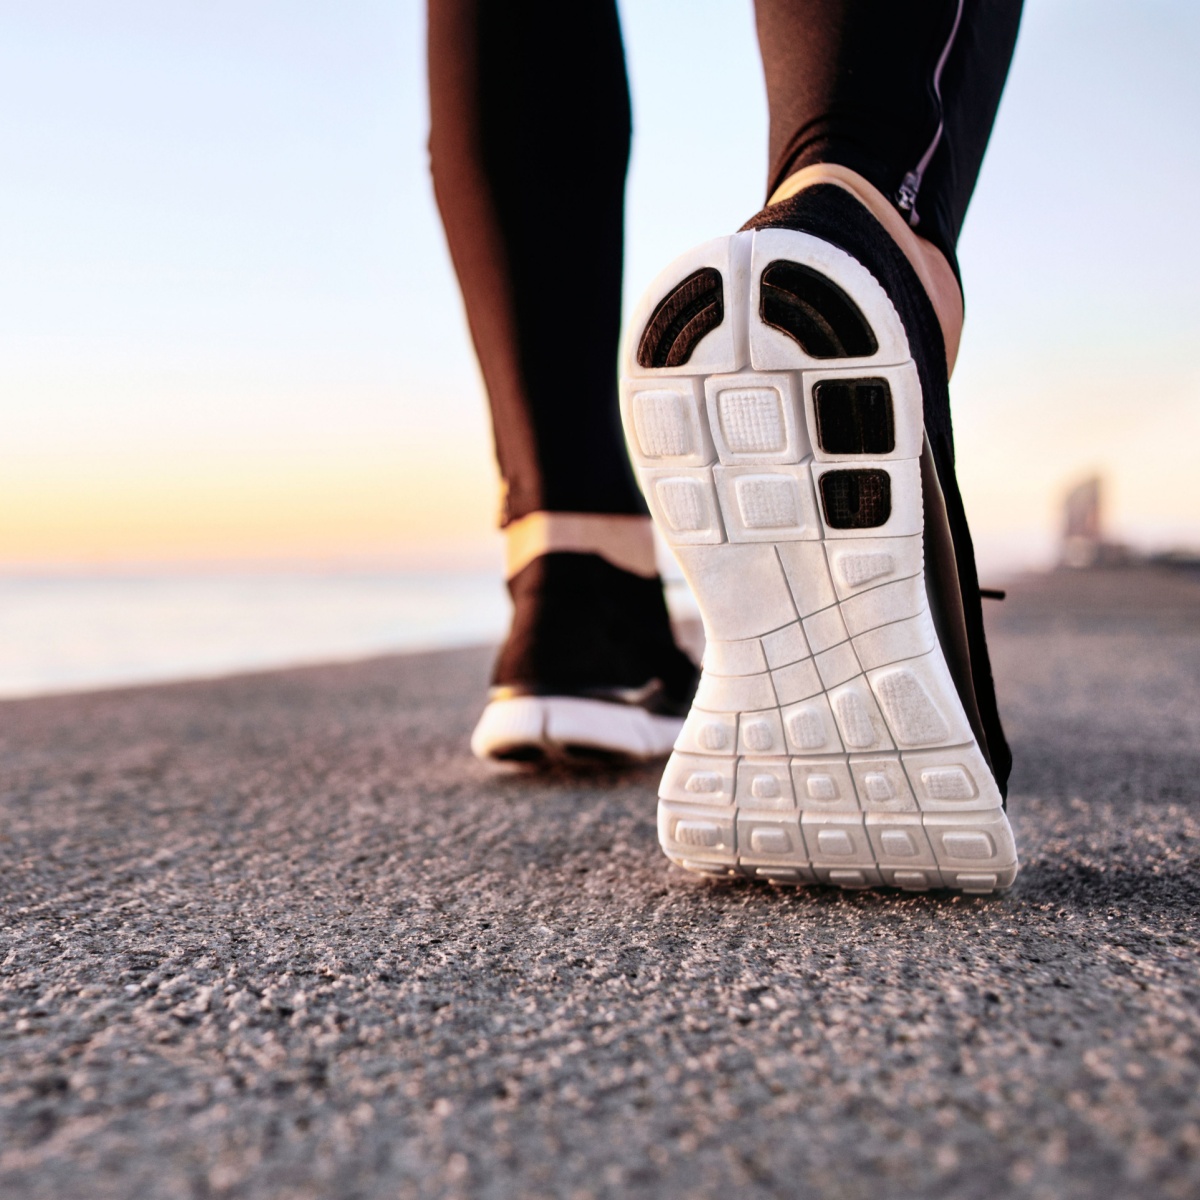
[{"xmin": 622, "ymin": 229, "xmax": 1018, "ymax": 894}]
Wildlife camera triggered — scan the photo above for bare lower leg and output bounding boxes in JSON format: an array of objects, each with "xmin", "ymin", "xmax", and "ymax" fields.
[{"xmin": 768, "ymin": 164, "xmax": 964, "ymax": 376}]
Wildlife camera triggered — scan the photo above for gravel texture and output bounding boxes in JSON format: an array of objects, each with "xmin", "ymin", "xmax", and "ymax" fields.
[{"xmin": 2, "ymin": 565, "xmax": 1199, "ymax": 1200}]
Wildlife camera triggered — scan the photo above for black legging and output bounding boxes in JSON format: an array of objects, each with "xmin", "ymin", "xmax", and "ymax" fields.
[{"xmin": 428, "ymin": 0, "xmax": 1023, "ymax": 527}]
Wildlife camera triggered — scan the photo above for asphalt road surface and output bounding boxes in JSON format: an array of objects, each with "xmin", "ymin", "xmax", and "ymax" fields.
[{"xmin": 2, "ymin": 566, "xmax": 1198, "ymax": 1200}]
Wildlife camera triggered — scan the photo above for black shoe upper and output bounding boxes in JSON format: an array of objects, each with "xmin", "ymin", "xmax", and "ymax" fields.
[
  {"xmin": 492, "ymin": 551, "xmax": 699, "ymax": 717},
  {"xmin": 741, "ymin": 184, "xmax": 1013, "ymax": 797}
]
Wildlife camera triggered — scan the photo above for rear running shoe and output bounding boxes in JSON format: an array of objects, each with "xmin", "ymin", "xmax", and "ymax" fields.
[
  {"xmin": 471, "ymin": 552, "xmax": 698, "ymax": 765},
  {"xmin": 618, "ymin": 184, "xmax": 1018, "ymax": 893}
]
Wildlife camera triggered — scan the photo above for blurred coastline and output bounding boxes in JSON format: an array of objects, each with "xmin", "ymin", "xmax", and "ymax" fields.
[
  {"xmin": 6, "ymin": 506, "xmax": 1196, "ymax": 700},
  {"xmin": 0, "ymin": 567, "xmax": 510, "ymax": 700},
  {"xmin": 8, "ymin": 472, "xmax": 1200, "ymax": 700},
  {"xmin": 0, "ymin": 562, "xmax": 713, "ymax": 700}
]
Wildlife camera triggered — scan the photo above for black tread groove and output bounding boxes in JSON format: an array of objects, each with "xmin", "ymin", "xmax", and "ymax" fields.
[
  {"xmin": 820, "ymin": 468, "xmax": 892, "ymax": 529},
  {"xmin": 760, "ymin": 260, "xmax": 878, "ymax": 359},
  {"xmin": 814, "ymin": 377, "xmax": 895, "ymax": 454},
  {"xmin": 637, "ymin": 267, "xmax": 724, "ymax": 369}
]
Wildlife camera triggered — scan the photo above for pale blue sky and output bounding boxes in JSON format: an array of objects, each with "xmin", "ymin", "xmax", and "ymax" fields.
[{"xmin": 1, "ymin": 0, "xmax": 1197, "ymax": 570}]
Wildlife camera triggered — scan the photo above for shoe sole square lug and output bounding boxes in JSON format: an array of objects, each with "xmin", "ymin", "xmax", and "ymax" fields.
[{"xmin": 621, "ymin": 228, "xmax": 1019, "ymax": 895}]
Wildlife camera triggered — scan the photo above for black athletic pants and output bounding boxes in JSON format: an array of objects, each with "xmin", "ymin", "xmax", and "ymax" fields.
[{"xmin": 428, "ymin": 0, "xmax": 1023, "ymax": 527}]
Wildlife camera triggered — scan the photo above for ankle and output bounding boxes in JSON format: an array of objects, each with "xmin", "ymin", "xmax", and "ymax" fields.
[
  {"xmin": 504, "ymin": 511, "xmax": 658, "ymax": 580},
  {"xmin": 494, "ymin": 552, "xmax": 696, "ymax": 697},
  {"xmin": 767, "ymin": 164, "xmax": 964, "ymax": 376}
]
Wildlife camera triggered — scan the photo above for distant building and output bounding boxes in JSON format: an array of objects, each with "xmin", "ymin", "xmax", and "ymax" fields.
[{"xmin": 1061, "ymin": 475, "xmax": 1131, "ymax": 568}]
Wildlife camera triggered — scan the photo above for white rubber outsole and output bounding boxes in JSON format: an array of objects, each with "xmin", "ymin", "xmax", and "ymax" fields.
[
  {"xmin": 471, "ymin": 695, "xmax": 684, "ymax": 765},
  {"xmin": 620, "ymin": 229, "xmax": 1018, "ymax": 894}
]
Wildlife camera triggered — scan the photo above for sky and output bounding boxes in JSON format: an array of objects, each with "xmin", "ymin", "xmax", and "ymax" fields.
[{"xmin": 1, "ymin": 0, "xmax": 1198, "ymax": 573}]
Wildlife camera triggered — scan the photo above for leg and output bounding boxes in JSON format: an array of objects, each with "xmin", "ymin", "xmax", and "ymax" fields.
[
  {"xmin": 428, "ymin": 0, "xmax": 641, "ymax": 525},
  {"xmin": 428, "ymin": 0, "xmax": 697, "ymax": 764},
  {"xmin": 619, "ymin": 0, "xmax": 1023, "ymax": 890},
  {"xmin": 756, "ymin": 0, "xmax": 1023, "ymax": 278},
  {"xmin": 757, "ymin": 0, "xmax": 1023, "ymax": 372}
]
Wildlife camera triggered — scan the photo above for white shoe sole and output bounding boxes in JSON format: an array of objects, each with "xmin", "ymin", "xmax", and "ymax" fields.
[
  {"xmin": 620, "ymin": 228, "xmax": 1018, "ymax": 893},
  {"xmin": 471, "ymin": 695, "xmax": 684, "ymax": 765}
]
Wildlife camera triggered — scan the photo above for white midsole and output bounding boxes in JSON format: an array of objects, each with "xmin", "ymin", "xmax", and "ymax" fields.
[{"xmin": 472, "ymin": 695, "xmax": 684, "ymax": 763}]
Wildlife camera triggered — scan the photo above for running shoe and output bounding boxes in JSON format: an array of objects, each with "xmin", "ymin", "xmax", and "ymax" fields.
[
  {"xmin": 618, "ymin": 183, "xmax": 1017, "ymax": 893},
  {"xmin": 471, "ymin": 551, "xmax": 698, "ymax": 765}
]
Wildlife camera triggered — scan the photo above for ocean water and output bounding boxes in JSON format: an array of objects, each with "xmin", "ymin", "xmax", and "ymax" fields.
[
  {"xmin": 0, "ymin": 570, "xmax": 703, "ymax": 700},
  {"xmin": 0, "ymin": 571, "xmax": 513, "ymax": 699}
]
